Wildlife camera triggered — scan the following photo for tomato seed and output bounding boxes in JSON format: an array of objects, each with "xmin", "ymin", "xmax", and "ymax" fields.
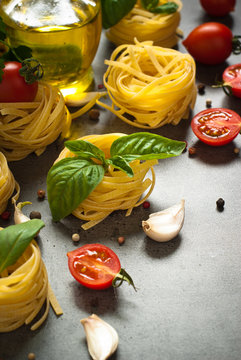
[
  {"xmin": 143, "ymin": 201, "xmax": 150, "ymax": 209},
  {"xmin": 1, "ymin": 211, "xmax": 11, "ymax": 220}
]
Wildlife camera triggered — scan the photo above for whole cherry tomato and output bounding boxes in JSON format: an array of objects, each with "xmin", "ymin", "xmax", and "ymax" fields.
[
  {"xmin": 200, "ymin": 0, "xmax": 236, "ymax": 17},
  {"xmin": 0, "ymin": 61, "xmax": 38, "ymax": 102},
  {"xmin": 183, "ymin": 22, "xmax": 235, "ymax": 65},
  {"xmin": 222, "ymin": 63, "xmax": 241, "ymax": 98},
  {"xmin": 191, "ymin": 108, "xmax": 241, "ymax": 146},
  {"xmin": 67, "ymin": 243, "xmax": 136, "ymax": 290}
]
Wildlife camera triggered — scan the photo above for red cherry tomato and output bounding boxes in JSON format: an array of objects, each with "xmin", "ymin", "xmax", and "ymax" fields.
[
  {"xmin": 67, "ymin": 243, "xmax": 135, "ymax": 290},
  {"xmin": 222, "ymin": 63, "xmax": 241, "ymax": 98},
  {"xmin": 0, "ymin": 61, "xmax": 38, "ymax": 102},
  {"xmin": 183, "ymin": 22, "xmax": 233, "ymax": 65},
  {"xmin": 200, "ymin": 0, "xmax": 236, "ymax": 16},
  {"xmin": 191, "ymin": 108, "xmax": 241, "ymax": 146}
]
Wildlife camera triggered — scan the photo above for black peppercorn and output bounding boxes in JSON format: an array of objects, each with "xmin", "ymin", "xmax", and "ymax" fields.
[
  {"xmin": 216, "ymin": 198, "xmax": 225, "ymax": 212},
  {"xmin": 30, "ymin": 211, "xmax": 42, "ymax": 219}
]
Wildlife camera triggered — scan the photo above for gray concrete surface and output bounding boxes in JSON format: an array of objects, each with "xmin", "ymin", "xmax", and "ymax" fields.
[{"xmin": 1, "ymin": 0, "xmax": 241, "ymax": 359}]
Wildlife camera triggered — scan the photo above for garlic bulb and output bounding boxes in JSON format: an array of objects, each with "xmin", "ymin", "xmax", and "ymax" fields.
[
  {"xmin": 142, "ymin": 199, "xmax": 185, "ymax": 242},
  {"xmin": 80, "ymin": 314, "xmax": 119, "ymax": 360}
]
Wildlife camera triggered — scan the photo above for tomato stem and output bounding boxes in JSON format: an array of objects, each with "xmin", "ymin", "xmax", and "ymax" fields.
[
  {"xmin": 112, "ymin": 268, "xmax": 137, "ymax": 291},
  {"xmin": 212, "ymin": 81, "xmax": 233, "ymax": 96}
]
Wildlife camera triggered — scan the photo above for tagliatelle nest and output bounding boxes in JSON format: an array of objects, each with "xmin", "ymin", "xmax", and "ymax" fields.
[
  {"xmin": 97, "ymin": 39, "xmax": 197, "ymax": 129},
  {"xmin": 106, "ymin": 0, "xmax": 183, "ymax": 47},
  {"xmin": 0, "ymin": 83, "xmax": 71, "ymax": 161},
  {"xmin": 0, "ymin": 152, "xmax": 19, "ymax": 214},
  {"xmin": 55, "ymin": 133, "xmax": 157, "ymax": 230}
]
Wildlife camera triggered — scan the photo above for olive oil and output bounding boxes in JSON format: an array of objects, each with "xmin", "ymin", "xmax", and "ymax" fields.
[{"xmin": 0, "ymin": 0, "xmax": 102, "ymax": 94}]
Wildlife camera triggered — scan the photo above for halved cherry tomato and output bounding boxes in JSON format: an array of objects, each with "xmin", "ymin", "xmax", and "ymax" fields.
[
  {"xmin": 191, "ymin": 108, "xmax": 241, "ymax": 146},
  {"xmin": 222, "ymin": 63, "xmax": 241, "ymax": 98},
  {"xmin": 200, "ymin": 0, "xmax": 236, "ymax": 17},
  {"xmin": 183, "ymin": 22, "xmax": 234, "ymax": 65},
  {"xmin": 67, "ymin": 243, "xmax": 135, "ymax": 290},
  {"xmin": 0, "ymin": 61, "xmax": 38, "ymax": 102}
]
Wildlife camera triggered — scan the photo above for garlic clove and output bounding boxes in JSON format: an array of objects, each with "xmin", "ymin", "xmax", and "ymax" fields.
[
  {"xmin": 13, "ymin": 199, "xmax": 31, "ymax": 224},
  {"xmin": 80, "ymin": 314, "xmax": 119, "ymax": 360},
  {"xmin": 142, "ymin": 199, "xmax": 185, "ymax": 242}
]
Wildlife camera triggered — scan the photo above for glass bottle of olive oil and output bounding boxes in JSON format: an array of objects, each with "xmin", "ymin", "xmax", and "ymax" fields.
[{"xmin": 0, "ymin": 0, "xmax": 102, "ymax": 94}]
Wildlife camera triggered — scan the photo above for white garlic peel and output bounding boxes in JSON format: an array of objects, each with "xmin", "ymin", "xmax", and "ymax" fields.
[
  {"xmin": 80, "ymin": 314, "xmax": 119, "ymax": 360},
  {"xmin": 142, "ymin": 199, "xmax": 185, "ymax": 242}
]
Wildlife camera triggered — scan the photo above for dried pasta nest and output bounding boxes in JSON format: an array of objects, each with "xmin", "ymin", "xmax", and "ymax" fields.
[
  {"xmin": 55, "ymin": 133, "xmax": 157, "ymax": 230},
  {"xmin": 97, "ymin": 39, "xmax": 197, "ymax": 129},
  {"xmin": 0, "ymin": 152, "xmax": 19, "ymax": 214},
  {"xmin": 0, "ymin": 83, "xmax": 71, "ymax": 161},
  {"xmin": 106, "ymin": 0, "xmax": 183, "ymax": 47}
]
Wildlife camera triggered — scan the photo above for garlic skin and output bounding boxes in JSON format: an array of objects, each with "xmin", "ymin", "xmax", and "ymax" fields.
[
  {"xmin": 142, "ymin": 199, "xmax": 185, "ymax": 242},
  {"xmin": 80, "ymin": 314, "xmax": 119, "ymax": 360}
]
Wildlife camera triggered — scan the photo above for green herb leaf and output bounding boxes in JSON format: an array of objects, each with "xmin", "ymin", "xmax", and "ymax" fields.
[
  {"xmin": 65, "ymin": 140, "xmax": 106, "ymax": 163},
  {"xmin": 107, "ymin": 155, "xmax": 134, "ymax": 177},
  {"xmin": 47, "ymin": 157, "xmax": 105, "ymax": 221},
  {"xmin": 0, "ymin": 220, "xmax": 45, "ymax": 273},
  {"xmin": 0, "ymin": 60, "xmax": 5, "ymax": 81},
  {"xmin": 101, "ymin": 0, "xmax": 137, "ymax": 29},
  {"xmin": 110, "ymin": 132, "xmax": 186, "ymax": 161},
  {"xmin": 141, "ymin": 0, "xmax": 178, "ymax": 13}
]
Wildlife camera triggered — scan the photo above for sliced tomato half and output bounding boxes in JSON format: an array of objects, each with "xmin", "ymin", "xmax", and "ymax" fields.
[
  {"xmin": 222, "ymin": 64, "xmax": 241, "ymax": 98},
  {"xmin": 67, "ymin": 243, "xmax": 135, "ymax": 290},
  {"xmin": 191, "ymin": 108, "xmax": 241, "ymax": 146}
]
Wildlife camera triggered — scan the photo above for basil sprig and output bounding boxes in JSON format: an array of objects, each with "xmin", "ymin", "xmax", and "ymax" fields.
[
  {"xmin": 100, "ymin": 0, "xmax": 178, "ymax": 29},
  {"xmin": 0, "ymin": 220, "xmax": 45, "ymax": 273},
  {"xmin": 47, "ymin": 132, "xmax": 185, "ymax": 222}
]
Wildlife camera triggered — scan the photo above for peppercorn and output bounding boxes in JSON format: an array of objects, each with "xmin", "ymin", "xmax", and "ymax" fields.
[
  {"xmin": 1, "ymin": 211, "xmax": 11, "ymax": 220},
  {"xmin": 30, "ymin": 211, "xmax": 42, "ymax": 219},
  {"xmin": 89, "ymin": 108, "xmax": 100, "ymax": 120},
  {"xmin": 37, "ymin": 189, "xmax": 45, "ymax": 199},
  {"xmin": 28, "ymin": 353, "xmax": 36, "ymax": 360},
  {"xmin": 216, "ymin": 198, "xmax": 225, "ymax": 212},
  {"xmin": 206, "ymin": 99, "xmax": 212, "ymax": 108},
  {"xmin": 188, "ymin": 147, "xmax": 196, "ymax": 156},
  {"xmin": 72, "ymin": 233, "xmax": 80, "ymax": 242},
  {"xmin": 197, "ymin": 83, "xmax": 205, "ymax": 95},
  {"xmin": 143, "ymin": 201, "xmax": 150, "ymax": 209},
  {"xmin": 233, "ymin": 147, "xmax": 240, "ymax": 155},
  {"xmin": 118, "ymin": 236, "xmax": 125, "ymax": 245}
]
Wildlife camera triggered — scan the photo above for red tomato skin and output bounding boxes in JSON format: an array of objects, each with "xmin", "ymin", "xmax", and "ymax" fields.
[
  {"xmin": 191, "ymin": 108, "xmax": 241, "ymax": 146},
  {"xmin": 222, "ymin": 63, "xmax": 241, "ymax": 98},
  {"xmin": 183, "ymin": 22, "xmax": 233, "ymax": 65},
  {"xmin": 200, "ymin": 0, "xmax": 236, "ymax": 16},
  {"xmin": 67, "ymin": 243, "xmax": 121, "ymax": 290},
  {"xmin": 0, "ymin": 61, "xmax": 38, "ymax": 102}
]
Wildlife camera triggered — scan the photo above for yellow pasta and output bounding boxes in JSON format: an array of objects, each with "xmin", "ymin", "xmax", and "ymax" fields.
[
  {"xmin": 56, "ymin": 133, "xmax": 157, "ymax": 230},
  {"xmin": 0, "ymin": 83, "xmax": 72, "ymax": 161},
  {"xmin": 106, "ymin": 0, "xmax": 183, "ymax": 47},
  {"xmin": 0, "ymin": 152, "xmax": 19, "ymax": 214},
  {"xmin": 0, "ymin": 239, "xmax": 63, "ymax": 332},
  {"xmin": 97, "ymin": 39, "xmax": 196, "ymax": 129}
]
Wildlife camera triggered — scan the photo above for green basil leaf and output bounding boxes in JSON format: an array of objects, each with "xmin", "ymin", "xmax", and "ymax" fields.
[
  {"xmin": 0, "ymin": 220, "xmax": 45, "ymax": 273},
  {"xmin": 141, "ymin": 0, "xmax": 178, "ymax": 13},
  {"xmin": 150, "ymin": 2, "xmax": 178, "ymax": 13},
  {"xmin": 110, "ymin": 132, "xmax": 186, "ymax": 161},
  {"xmin": 65, "ymin": 140, "xmax": 106, "ymax": 163},
  {"xmin": 107, "ymin": 155, "xmax": 134, "ymax": 177},
  {"xmin": 47, "ymin": 157, "xmax": 105, "ymax": 221},
  {"xmin": 101, "ymin": 0, "xmax": 137, "ymax": 29}
]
